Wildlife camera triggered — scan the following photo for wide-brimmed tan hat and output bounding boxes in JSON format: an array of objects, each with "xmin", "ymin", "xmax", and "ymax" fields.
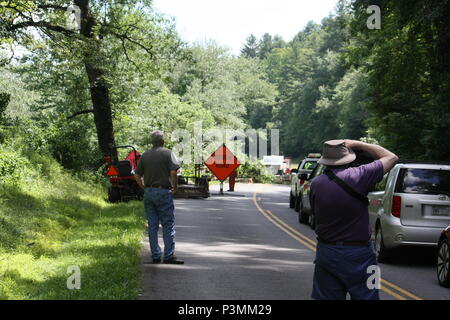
[{"xmin": 318, "ymin": 139, "xmax": 356, "ymax": 166}]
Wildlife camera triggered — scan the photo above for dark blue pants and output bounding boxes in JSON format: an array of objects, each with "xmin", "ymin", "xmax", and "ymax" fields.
[{"xmin": 311, "ymin": 241, "xmax": 380, "ymax": 300}]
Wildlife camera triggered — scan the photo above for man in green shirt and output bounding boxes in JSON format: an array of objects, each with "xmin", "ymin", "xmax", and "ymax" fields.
[{"xmin": 134, "ymin": 130, "xmax": 184, "ymax": 264}]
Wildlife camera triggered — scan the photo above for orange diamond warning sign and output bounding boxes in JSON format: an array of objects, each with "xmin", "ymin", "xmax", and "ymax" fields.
[{"xmin": 204, "ymin": 144, "xmax": 241, "ymax": 182}]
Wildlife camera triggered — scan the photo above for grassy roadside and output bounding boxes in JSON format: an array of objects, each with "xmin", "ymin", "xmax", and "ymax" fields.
[{"xmin": 0, "ymin": 150, "xmax": 146, "ymax": 299}]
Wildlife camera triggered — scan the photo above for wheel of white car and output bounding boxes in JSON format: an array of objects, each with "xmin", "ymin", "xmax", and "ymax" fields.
[
  {"xmin": 298, "ymin": 199, "xmax": 309, "ymax": 224},
  {"xmin": 437, "ymin": 238, "xmax": 450, "ymax": 287},
  {"xmin": 294, "ymin": 189, "xmax": 300, "ymax": 212},
  {"xmin": 375, "ymin": 225, "xmax": 391, "ymax": 263},
  {"xmin": 289, "ymin": 191, "xmax": 295, "ymax": 208}
]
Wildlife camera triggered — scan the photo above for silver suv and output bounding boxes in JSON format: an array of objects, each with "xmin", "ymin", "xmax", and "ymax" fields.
[{"xmin": 368, "ymin": 162, "xmax": 450, "ymax": 262}]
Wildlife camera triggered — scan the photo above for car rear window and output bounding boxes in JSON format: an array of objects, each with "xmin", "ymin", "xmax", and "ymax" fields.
[
  {"xmin": 301, "ymin": 161, "xmax": 318, "ymax": 171},
  {"xmin": 309, "ymin": 164, "xmax": 324, "ymax": 179},
  {"xmin": 395, "ymin": 168, "xmax": 450, "ymax": 196}
]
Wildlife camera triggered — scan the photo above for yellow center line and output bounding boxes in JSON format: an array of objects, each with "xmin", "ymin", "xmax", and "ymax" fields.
[
  {"xmin": 266, "ymin": 210, "xmax": 317, "ymax": 246},
  {"xmin": 380, "ymin": 286, "xmax": 407, "ymax": 300},
  {"xmin": 253, "ymin": 189, "xmax": 424, "ymax": 301},
  {"xmin": 381, "ymin": 279, "xmax": 423, "ymax": 300},
  {"xmin": 253, "ymin": 192, "xmax": 316, "ymax": 251}
]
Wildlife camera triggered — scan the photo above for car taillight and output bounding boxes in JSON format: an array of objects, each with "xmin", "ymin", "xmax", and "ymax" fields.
[
  {"xmin": 391, "ymin": 195, "xmax": 401, "ymax": 218},
  {"xmin": 300, "ymin": 179, "xmax": 305, "ymax": 186}
]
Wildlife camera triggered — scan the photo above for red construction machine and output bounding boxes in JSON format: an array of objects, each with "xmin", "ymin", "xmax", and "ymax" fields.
[{"xmin": 104, "ymin": 145, "xmax": 143, "ymax": 203}]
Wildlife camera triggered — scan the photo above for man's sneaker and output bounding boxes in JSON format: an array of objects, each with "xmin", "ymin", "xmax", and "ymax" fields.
[
  {"xmin": 152, "ymin": 258, "xmax": 162, "ymax": 264},
  {"xmin": 163, "ymin": 256, "xmax": 184, "ymax": 264}
]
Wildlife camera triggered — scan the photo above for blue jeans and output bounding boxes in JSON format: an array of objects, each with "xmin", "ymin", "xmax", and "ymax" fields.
[
  {"xmin": 311, "ymin": 241, "xmax": 380, "ymax": 300},
  {"xmin": 144, "ymin": 188, "xmax": 176, "ymax": 260}
]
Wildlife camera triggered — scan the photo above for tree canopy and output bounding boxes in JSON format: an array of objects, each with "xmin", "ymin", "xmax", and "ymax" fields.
[
  {"xmin": 239, "ymin": 0, "xmax": 450, "ymax": 161},
  {"xmin": 1, "ymin": 0, "xmax": 449, "ymax": 174}
]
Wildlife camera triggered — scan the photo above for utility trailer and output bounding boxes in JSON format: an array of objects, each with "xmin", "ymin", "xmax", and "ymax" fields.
[{"xmin": 175, "ymin": 164, "xmax": 210, "ymax": 199}]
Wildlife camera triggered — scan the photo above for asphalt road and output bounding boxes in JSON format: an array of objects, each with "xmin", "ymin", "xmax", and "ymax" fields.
[{"xmin": 140, "ymin": 183, "xmax": 450, "ymax": 300}]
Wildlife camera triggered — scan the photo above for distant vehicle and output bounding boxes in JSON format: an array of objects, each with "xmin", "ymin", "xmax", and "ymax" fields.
[
  {"xmin": 296, "ymin": 163, "xmax": 326, "ymax": 229},
  {"xmin": 289, "ymin": 153, "xmax": 321, "ymax": 212},
  {"xmin": 263, "ymin": 155, "xmax": 286, "ymax": 175},
  {"xmin": 437, "ymin": 226, "xmax": 450, "ymax": 287},
  {"xmin": 368, "ymin": 161, "xmax": 450, "ymax": 262}
]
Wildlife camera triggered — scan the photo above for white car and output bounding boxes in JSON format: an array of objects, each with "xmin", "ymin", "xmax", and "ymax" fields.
[
  {"xmin": 368, "ymin": 161, "xmax": 450, "ymax": 262},
  {"xmin": 437, "ymin": 226, "xmax": 450, "ymax": 287},
  {"xmin": 289, "ymin": 154, "xmax": 321, "ymax": 211}
]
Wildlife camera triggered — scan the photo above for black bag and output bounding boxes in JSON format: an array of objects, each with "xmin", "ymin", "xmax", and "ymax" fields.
[{"xmin": 324, "ymin": 169, "xmax": 369, "ymax": 205}]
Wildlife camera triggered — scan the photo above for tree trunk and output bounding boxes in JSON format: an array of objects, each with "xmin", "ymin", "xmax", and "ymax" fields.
[
  {"xmin": 84, "ymin": 62, "xmax": 118, "ymax": 160},
  {"xmin": 76, "ymin": 0, "xmax": 118, "ymax": 161}
]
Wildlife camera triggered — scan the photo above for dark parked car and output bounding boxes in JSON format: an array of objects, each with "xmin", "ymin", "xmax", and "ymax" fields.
[
  {"xmin": 437, "ymin": 226, "xmax": 450, "ymax": 287},
  {"xmin": 290, "ymin": 154, "xmax": 321, "ymax": 210},
  {"xmin": 297, "ymin": 163, "xmax": 325, "ymax": 229}
]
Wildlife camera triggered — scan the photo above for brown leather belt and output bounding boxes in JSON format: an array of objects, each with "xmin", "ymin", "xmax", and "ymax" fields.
[{"xmin": 317, "ymin": 238, "xmax": 369, "ymax": 247}]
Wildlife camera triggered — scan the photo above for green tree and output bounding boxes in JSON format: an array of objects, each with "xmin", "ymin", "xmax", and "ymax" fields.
[
  {"xmin": 0, "ymin": 92, "xmax": 10, "ymax": 122},
  {"xmin": 333, "ymin": 68, "xmax": 370, "ymax": 140},
  {"xmin": 240, "ymin": 34, "xmax": 258, "ymax": 58},
  {"xmin": 266, "ymin": 14, "xmax": 351, "ymax": 157},
  {"xmin": 258, "ymin": 33, "xmax": 273, "ymax": 60},
  {"xmin": 272, "ymin": 35, "xmax": 286, "ymax": 50},
  {"xmin": 1, "ymin": 0, "xmax": 180, "ymax": 160},
  {"xmin": 350, "ymin": 0, "xmax": 450, "ymax": 160},
  {"xmin": 168, "ymin": 42, "xmax": 277, "ymax": 130}
]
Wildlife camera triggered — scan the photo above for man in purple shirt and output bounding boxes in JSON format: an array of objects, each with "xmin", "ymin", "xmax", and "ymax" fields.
[{"xmin": 310, "ymin": 139, "xmax": 398, "ymax": 300}]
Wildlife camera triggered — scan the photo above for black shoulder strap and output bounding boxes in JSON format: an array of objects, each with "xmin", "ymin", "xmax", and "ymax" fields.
[{"xmin": 324, "ymin": 169, "xmax": 369, "ymax": 205}]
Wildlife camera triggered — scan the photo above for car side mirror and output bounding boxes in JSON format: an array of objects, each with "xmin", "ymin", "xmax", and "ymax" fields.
[{"xmin": 291, "ymin": 169, "xmax": 298, "ymax": 174}]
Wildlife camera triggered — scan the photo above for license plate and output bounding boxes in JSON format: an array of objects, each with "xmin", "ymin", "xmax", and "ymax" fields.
[{"xmin": 432, "ymin": 206, "xmax": 450, "ymax": 216}]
